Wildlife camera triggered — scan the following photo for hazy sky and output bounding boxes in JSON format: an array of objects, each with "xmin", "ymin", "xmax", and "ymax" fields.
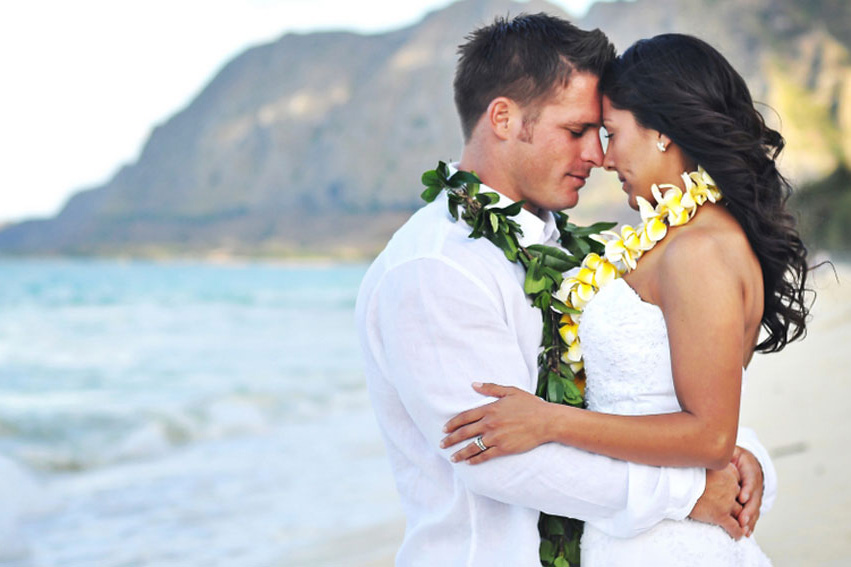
[{"xmin": 1, "ymin": 0, "xmax": 606, "ymax": 223}]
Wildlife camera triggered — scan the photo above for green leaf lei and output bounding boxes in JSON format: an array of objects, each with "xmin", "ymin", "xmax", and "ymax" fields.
[{"xmin": 421, "ymin": 162, "xmax": 616, "ymax": 567}]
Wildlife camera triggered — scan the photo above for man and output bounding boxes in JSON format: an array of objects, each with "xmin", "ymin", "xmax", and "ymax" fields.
[{"xmin": 355, "ymin": 13, "xmax": 775, "ymax": 566}]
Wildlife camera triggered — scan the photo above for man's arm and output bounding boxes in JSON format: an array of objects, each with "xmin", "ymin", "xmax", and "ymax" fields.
[{"xmin": 364, "ymin": 256, "xmax": 705, "ymax": 536}]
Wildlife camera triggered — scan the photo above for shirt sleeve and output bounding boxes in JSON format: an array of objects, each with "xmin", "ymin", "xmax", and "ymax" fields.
[
  {"xmin": 736, "ymin": 426, "xmax": 777, "ymax": 513},
  {"xmin": 367, "ymin": 256, "xmax": 705, "ymax": 537}
]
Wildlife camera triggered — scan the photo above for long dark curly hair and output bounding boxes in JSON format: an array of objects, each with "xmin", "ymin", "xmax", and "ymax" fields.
[{"xmin": 601, "ymin": 33, "xmax": 810, "ymax": 353}]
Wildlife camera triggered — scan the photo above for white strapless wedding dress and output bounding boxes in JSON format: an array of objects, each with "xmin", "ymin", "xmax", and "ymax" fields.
[{"xmin": 578, "ymin": 278, "xmax": 771, "ymax": 566}]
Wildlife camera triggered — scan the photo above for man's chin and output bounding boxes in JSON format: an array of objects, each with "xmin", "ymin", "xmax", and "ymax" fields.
[{"xmin": 552, "ymin": 194, "xmax": 580, "ymax": 212}]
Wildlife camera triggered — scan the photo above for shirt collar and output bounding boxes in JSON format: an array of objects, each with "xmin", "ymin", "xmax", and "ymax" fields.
[{"xmin": 446, "ymin": 164, "xmax": 560, "ymax": 248}]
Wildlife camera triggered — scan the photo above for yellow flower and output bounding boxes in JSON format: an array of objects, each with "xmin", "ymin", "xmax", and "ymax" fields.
[
  {"xmin": 570, "ymin": 283, "xmax": 595, "ymax": 310},
  {"xmin": 688, "ymin": 166, "xmax": 722, "ymax": 205},
  {"xmin": 593, "ymin": 258, "xmax": 619, "ymax": 287},
  {"xmin": 564, "ymin": 339, "xmax": 582, "ymax": 363},
  {"xmin": 583, "ymin": 253, "xmax": 603, "ymax": 270},
  {"xmin": 613, "ymin": 225, "xmax": 642, "ymax": 270},
  {"xmin": 555, "ymin": 276, "xmax": 595, "ymax": 310},
  {"xmin": 576, "ymin": 267, "xmax": 595, "ymax": 286},
  {"xmin": 637, "ymin": 196, "xmax": 659, "ymax": 222},
  {"xmin": 641, "ymin": 216, "xmax": 668, "ymax": 248},
  {"xmin": 652, "ymin": 184, "xmax": 693, "ymax": 225},
  {"xmin": 559, "ymin": 317, "xmax": 580, "ymax": 345}
]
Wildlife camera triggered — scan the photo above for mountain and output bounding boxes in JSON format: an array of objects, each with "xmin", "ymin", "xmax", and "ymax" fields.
[{"xmin": 1, "ymin": 0, "xmax": 849, "ymax": 257}]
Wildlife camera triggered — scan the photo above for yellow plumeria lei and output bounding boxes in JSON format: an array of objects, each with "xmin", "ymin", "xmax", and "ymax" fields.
[{"xmin": 554, "ymin": 167, "xmax": 723, "ymax": 373}]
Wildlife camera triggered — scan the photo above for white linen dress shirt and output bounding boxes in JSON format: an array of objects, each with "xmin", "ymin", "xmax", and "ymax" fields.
[{"xmin": 356, "ymin": 182, "xmax": 776, "ymax": 567}]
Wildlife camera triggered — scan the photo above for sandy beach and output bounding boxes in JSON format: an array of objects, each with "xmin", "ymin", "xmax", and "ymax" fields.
[{"xmin": 345, "ymin": 260, "xmax": 851, "ymax": 567}]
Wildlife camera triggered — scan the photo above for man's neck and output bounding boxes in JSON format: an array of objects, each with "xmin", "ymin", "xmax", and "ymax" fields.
[{"xmin": 457, "ymin": 147, "xmax": 547, "ymax": 219}]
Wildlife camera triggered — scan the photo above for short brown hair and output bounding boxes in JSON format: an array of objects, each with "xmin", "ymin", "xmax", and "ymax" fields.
[{"xmin": 454, "ymin": 13, "xmax": 615, "ymax": 141}]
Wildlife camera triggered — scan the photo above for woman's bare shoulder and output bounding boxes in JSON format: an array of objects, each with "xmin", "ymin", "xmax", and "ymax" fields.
[{"xmin": 657, "ymin": 207, "xmax": 753, "ymax": 290}]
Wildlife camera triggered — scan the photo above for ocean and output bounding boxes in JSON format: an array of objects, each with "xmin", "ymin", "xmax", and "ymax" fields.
[{"xmin": 0, "ymin": 259, "xmax": 402, "ymax": 566}]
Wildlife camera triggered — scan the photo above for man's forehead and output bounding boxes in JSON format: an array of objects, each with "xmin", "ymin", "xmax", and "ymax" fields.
[{"xmin": 544, "ymin": 80, "xmax": 603, "ymax": 125}]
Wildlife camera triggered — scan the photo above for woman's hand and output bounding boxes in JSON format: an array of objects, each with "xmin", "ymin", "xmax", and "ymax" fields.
[{"xmin": 439, "ymin": 382, "xmax": 559, "ymax": 464}]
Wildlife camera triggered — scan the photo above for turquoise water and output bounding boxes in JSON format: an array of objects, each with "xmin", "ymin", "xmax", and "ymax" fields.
[{"xmin": 0, "ymin": 259, "xmax": 401, "ymax": 566}]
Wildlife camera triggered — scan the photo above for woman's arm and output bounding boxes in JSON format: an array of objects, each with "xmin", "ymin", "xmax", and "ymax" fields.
[{"xmin": 442, "ymin": 230, "xmax": 746, "ymax": 469}]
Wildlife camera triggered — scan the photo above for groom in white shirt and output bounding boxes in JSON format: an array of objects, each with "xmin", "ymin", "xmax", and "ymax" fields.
[{"xmin": 356, "ymin": 13, "xmax": 774, "ymax": 566}]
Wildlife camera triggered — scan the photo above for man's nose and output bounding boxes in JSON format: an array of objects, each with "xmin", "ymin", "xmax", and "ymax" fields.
[{"xmin": 582, "ymin": 133, "xmax": 604, "ymax": 166}]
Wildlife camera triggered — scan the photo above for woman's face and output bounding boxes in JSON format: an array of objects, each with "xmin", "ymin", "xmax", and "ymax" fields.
[{"xmin": 601, "ymin": 96, "xmax": 669, "ymax": 210}]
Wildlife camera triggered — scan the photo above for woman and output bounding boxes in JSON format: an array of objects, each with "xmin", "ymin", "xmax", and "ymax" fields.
[{"xmin": 441, "ymin": 34, "xmax": 810, "ymax": 565}]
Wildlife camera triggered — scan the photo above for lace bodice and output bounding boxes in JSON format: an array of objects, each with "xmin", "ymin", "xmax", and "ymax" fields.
[
  {"xmin": 577, "ymin": 278, "xmax": 771, "ymax": 566},
  {"xmin": 580, "ymin": 278, "xmax": 682, "ymax": 416}
]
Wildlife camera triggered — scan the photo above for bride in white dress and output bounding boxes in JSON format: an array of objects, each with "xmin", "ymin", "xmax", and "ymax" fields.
[{"xmin": 442, "ymin": 34, "xmax": 811, "ymax": 565}]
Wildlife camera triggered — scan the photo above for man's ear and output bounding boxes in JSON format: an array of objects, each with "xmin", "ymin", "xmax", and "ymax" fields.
[{"xmin": 486, "ymin": 97, "xmax": 516, "ymax": 141}]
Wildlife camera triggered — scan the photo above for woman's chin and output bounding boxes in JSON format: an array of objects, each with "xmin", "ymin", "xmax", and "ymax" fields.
[{"xmin": 627, "ymin": 195, "xmax": 639, "ymax": 211}]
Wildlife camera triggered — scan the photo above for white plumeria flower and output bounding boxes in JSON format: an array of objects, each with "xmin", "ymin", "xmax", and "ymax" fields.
[
  {"xmin": 593, "ymin": 259, "xmax": 619, "ymax": 288},
  {"xmin": 641, "ymin": 217, "xmax": 668, "ymax": 249},
  {"xmin": 637, "ymin": 196, "xmax": 658, "ymax": 222},
  {"xmin": 688, "ymin": 166, "xmax": 721, "ymax": 205},
  {"xmin": 564, "ymin": 339, "xmax": 582, "ymax": 363},
  {"xmin": 559, "ymin": 315, "xmax": 580, "ymax": 345},
  {"xmin": 653, "ymin": 184, "xmax": 692, "ymax": 226},
  {"xmin": 582, "ymin": 253, "xmax": 619, "ymax": 288}
]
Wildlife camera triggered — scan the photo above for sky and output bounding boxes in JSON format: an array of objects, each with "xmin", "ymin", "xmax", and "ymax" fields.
[{"xmin": 0, "ymin": 0, "xmax": 605, "ymax": 223}]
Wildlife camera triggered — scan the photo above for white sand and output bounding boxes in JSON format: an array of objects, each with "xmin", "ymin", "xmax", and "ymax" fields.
[
  {"xmin": 739, "ymin": 260, "xmax": 851, "ymax": 566},
  {"xmin": 341, "ymin": 261, "xmax": 851, "ymax": 567}
]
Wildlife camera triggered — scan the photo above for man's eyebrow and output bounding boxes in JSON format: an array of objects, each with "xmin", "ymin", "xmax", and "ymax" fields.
[{"xmin": 565, "ymin": 121, "xmax": 602, "ymax": 130}]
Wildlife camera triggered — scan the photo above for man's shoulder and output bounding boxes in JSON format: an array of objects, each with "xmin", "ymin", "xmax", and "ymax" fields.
[
  {"xmin": 358, "ymin": 197, "xmax": 520, "ymax": 304},
  {"xmin": 379, "ymin": 197, "xmax": 507, "ymax": 268}
]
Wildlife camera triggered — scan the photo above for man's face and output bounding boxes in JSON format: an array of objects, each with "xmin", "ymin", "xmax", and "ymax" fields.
[{"xmin": 503, "ymin": 72, "xmax": 604, "ymax": 213}]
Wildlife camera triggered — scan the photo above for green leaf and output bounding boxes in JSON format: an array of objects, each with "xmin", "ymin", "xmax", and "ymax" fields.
[
  {"xmin": 446, "ymin": 171, "xmax": 479, "ymax": 189},
  {"xmin": 545, "ymin": 515, "xmax": 566, "ymax": 536},
  {"xmin": 524, "ymin": 275, "xmax": 548, "ymax": 295},
  {"xmin": 554, "ymin": 556, "xmax": 570, "ymax": 567},
  {"xmin": 421, "ymin": 169, "xmax": 441, "ymax": 187},
  {"xmin": 551, "ymin": 298, "xmax": 581, "ymax": 315},
  {"xmin": 448, "ymin": 201, "xmax": 460, "ymax": 221},
  {"xmin": 565, "ymin": 529, "xmax": 582, "ymax": 564},
  {"xmin": 475, "ymin": 192, "xmax": 499, "ymax": 205},
  {"xmin": 436, "ymin": 161, "xmax": 450, "ymax": 181},
  {"xmin": 574, "ymin": 220, "xmax": 618, "ymax": 234},
  {"xmin": 421, "ymin": 185, "xmax": 442, "ymax": 203},
  {"xmin": 498, "ymin": 200, "xmax": 525, "ymax": 217},
  {"xmin": 489, "ymin": 212, "xmax": 499, "ymax": 233},
  {"xmin": 540, "ymin": 539, "xmax": 556, "ymax": 564},
  {"xmin": 533, "ymin": 292, "xmax": 552, "ymax": 311},
  {"xmin": 562, "ymin": 379, "xmax": 583, "ymax": 406},
  {"xmin": 564, "ymin": 236, "xmax": 591, "ymax": 258},
  {"xmin": 558, "ymin": 362, "xmax": 576, "ymax": 380},
  {"xmin": 546, "ymin": 378, "xmax": 564, "ymax": 404},
  {"xmin": 494, "ymin": 232, "xmax": 518, "ymax": 262},
  {"xmin": 524, "ymin": 257, "xmax": 548, "ymax": 295},
  {"xmin": 542, "ymin": 266, "xmax": 564, "ymax": 288}
]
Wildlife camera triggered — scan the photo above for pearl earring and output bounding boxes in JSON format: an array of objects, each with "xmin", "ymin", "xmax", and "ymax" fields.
[{"xmin": 657, "ymin": 141, "xmax": 667, "ymax": 152}]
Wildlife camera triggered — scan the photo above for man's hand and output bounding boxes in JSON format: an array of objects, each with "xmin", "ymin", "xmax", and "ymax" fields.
[
  {"xmin": 732, "ymin": 446, "xmax": 764, "ymax": 537},
  {"xmin": 689, "ymin": 463, "xmax": 745, "ymax": 540}
]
